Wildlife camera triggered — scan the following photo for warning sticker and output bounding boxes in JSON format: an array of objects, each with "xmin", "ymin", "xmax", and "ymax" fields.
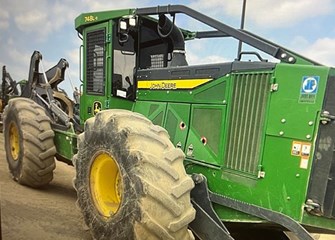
[
  {"xmin": 291, "ymin": 141, "xmax": 302, "ymax": 156},
  {"xmin": 292, "ymin": 141, "xmax": 312, "ymax": 169},
  {"xmin": 301, "ymin": 143, "xmax": 311, "ymax": 157},
  {"xmin": 300, "ymin": 158, "xmax": 309, "ymax": 169},
  {"xmin": 299, "ymin": 76, "xmax": 320, "ymax": 104},
  {"xmin": 291, "ymin": 141, "xmax": 312, "ymax": 157}
]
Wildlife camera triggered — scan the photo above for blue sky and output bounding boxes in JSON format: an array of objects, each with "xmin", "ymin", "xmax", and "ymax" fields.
[{"xmin": 1, "ymin": 0, "xmax": 335, "ymax": 96}]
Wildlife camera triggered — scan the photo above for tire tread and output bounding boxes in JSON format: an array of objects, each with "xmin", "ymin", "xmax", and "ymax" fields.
[{"xmin": 3, "ymin": 98, "xmax": 56, "ymax": 187}]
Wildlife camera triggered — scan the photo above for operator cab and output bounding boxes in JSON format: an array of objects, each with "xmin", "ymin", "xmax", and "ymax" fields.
[{"xmin": 111, "ymin": 14, "xmax": 189, "ymax": 101}]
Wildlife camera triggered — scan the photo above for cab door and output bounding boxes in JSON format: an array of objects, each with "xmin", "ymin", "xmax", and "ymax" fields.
[
  {"xmin": 80, "ymin": 22, "xmax": 109, "ymax": 123},
  {"xmin": 110, "ymin": 18, "xmax": 137, "ymax": 106}
]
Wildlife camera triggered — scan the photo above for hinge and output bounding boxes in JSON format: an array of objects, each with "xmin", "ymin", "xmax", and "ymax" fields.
[
  {"xmin": 270, "ymin": 83, "xmax": 279, "ymax": 92},
  {"xmin": 257, "ymin": 165, "xmax": 265, "ymax": 178},
  {"xmin": 105, "ymin": 100, "xmax": 110, "ymax": 109},
  {"xmin": 106, "ymin": 33, "xmax": 111, "ymax": 43},
  {"xmin": 320, "ymin": 110, "xmax": 335, "ymax": 125},
  {"xmin": 187, "ymin": 144, "xmax": 194, "ymax": 157},
  {"xmin": 257, "ymin": 170, "xmax": 266, "ymax": 179},
  {"xmin": 305, "ymin": 199, "xmax": 322, "ymax": 216}
]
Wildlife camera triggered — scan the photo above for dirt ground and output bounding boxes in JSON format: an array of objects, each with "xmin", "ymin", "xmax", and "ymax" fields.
[
  {"xmin": 0, "ymin": 132, "xmax": 335, "ymax": 240},
  {"xmin": 0, "ymin": 133, "xmax": 91, "ymax": 240}
]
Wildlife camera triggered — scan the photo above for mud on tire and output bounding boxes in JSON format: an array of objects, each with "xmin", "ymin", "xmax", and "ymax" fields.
[
  {"xmin": 3, "ymin": 98, "xmax": 56, "ymax": 187},
  {"xmin": 74, "ymin": 109, "xmax": 195, "ymax": 240}
]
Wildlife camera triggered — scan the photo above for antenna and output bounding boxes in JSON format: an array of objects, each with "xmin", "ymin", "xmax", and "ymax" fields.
[{"xmin": 237, "ymin": 0, "xmax": 247, "ymax": 58}]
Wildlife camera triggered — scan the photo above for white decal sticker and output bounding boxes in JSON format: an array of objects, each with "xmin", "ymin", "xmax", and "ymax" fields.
[
  {"xmin": 301, "ymin": 143, "xmax": 311, "ymax": 157},
  {"xmin": 300, "ymin": 158, "xmax": 309, "ymax": 169},
  {"xmin": 291, "ymin": 141, "xmax": 302, "ymax": 156}
]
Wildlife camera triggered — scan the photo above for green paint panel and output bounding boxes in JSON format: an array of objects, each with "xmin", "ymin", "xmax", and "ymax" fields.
[
  {"xmin": 186, "ymin": 135, "xmax": 311, "ymax": 222},
  {"xmin": 184, "ymin": 66, "xmax": 335, "ymax": 230},
  {"xmin": 266, "ymin": 64, "xmax": 329, "ymax": 140},
  {"xmin": 137, "ymin": 76, "xmax": 229, "ymax": 104},
  {"xmin": 54, "ymin": 128, "xmax": 77, "ymax": 163},
  {"xmin": 186, "ymin": 104, "xmax": 226, "ymax": 166},
  {"xmin": 302, "ymin": 213, "xmax": 335, "ymax": 231},
  {"xmin": 109, "ymin": 97, "xmax": 133, "ymax": 111},
  {"xmin": 163, "ymin": 103, "xmax": 190, "ymax": 150},
  {"xmin": 75, "ymin": 9, "xmax": 133, "ymax": 34},
  {"xmin": 193, "ymin": 81, "xmax": 227, "ymax": 102},
  {"xmin": 133, "ymin": 100, "xmax": 167, "ymax": 126}
]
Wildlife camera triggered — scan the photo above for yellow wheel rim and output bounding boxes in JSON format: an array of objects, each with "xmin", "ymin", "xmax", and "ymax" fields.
[
  {"xmin": 9, "ymin": 122, "xmax": 20, "ymax": 161},
  {"xmin": 90, "ymin": 152, "xmax": 122, "ymax": 218}
]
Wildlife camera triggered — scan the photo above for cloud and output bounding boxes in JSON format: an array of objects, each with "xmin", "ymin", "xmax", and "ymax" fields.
[
  {"xmin": 287, "ymin": 36, "xmax": 335, "ymax": 66},
  {"xmin": 0, "ymin": 21, "xmax": 9, "ymax": 30},
  {"xmin": 2, "ymin": 0, "xmax": 150, "ymax": 42},
  {"xmin": 190, "ymin": 0, "xmax": 335, "ymax": 28},
  {"xmin": 5, "ymin": 48, "xmax": 34, "ymax": 80},
  {"xmin": 2, "ymin": 0, "xmax": 79, "ymax": 41},
  {"xmin": 65, "ymin": 48, "xmax": 81, "ymax": 88},
  {"xmin": 15, "ymin": 10, "xmax": 48, "ymax": 32},
  {"xmin": 82, "ymin": 0, "xmax": 150, "ymax": 12},
  {"xmin": 0, "ymin": 8, "xmax": 9, "ymax": 29},
  {"xmin": 67, "ymin": 48, "xmax": 80, "ymax": 67},
  {"xmin": 186, "ymin": 44, "xmax": 230, "ymax": 65},
  {"xmin": 302, "ymin": 38, "xmax": 335, "ymax": 66},
  {"xmin": 290, "ymin": 36, "xmax": 310, "ymax": 50}
]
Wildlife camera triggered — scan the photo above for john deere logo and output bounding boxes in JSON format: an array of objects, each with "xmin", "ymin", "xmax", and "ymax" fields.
[{"xmin": 93, "ymin": 101, "xmax": 102, "ymax": 115}]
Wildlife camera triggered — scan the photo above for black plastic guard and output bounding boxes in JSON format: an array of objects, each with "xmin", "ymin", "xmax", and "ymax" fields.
[
  {"xmin": 307, "ymin": 75, "xmax": 335, "ymax": 218},
  {"xmin": 189, "ymin": 174, "xmax": 234, "ymax": 240}
]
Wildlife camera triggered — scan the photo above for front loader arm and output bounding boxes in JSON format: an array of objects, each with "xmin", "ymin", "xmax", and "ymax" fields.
[
  {"xmin": 46, "ymin": 58, "xmax": 69, "ymax": 90},
  {"xmin": 21, "ymin": 51, "xmax": 42, "ymax": 98}
]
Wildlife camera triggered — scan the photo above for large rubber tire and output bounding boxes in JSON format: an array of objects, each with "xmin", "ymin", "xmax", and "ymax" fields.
[
  {"xmin": 3, "ymin": 97, "xmax": 56, "ymax": 187},
  {"xmin": 74, "ymin": 109, "xmax": 196, "ymax": 240}
]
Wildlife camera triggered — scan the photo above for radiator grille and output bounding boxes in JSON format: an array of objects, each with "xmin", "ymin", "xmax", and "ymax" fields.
[
  {"xmin": 225, "ymin": 72, "xmax": 272, "ymax": 175},
  {"xmin": 86, "ymin": 29, "xmax": 105, "ymax": 95}
]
